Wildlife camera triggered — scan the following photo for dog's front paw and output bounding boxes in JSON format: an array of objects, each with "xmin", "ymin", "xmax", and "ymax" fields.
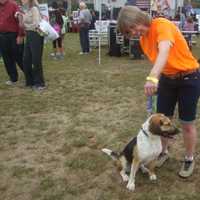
[
  {"xmin": 122, "ymin": 174, "xmax": 129, "ymax": 182},
  {"xmin": 149, "ymin": 174, "xmax": 157, "ymax": 181},
  {"xmin": 126, "ymin": 181, "xmax": 135, "ymax": 191},
  {"xmin": 120, "ymin": 171, "xmax": 129, "ymax": 182}
]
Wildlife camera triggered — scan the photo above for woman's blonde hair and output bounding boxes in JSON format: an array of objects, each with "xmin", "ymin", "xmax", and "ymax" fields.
[{"xmin": 117, "ymin": 6, "xmax": 151, "ymax": 34}]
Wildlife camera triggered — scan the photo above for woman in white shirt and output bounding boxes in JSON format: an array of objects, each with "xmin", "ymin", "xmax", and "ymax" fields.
[{"xmin": 20, "ymin": 0, "xmax": 45, "ymax": 90}]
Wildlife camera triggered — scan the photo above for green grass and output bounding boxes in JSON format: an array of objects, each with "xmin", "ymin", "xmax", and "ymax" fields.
[{"xmin": 0, "ymin": 33, "xmax": 200, "ymax": 200}]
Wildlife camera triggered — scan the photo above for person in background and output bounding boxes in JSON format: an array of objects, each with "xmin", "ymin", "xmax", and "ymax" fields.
[
  {"xmin": 184, "ymin": 1, "xmax": 194, "ymax": 17},
  {"xmin": 60, "ymin": 7, "xmax": 68, "ymax": 55},
  {"xmin": 78, "ymin": 1, "xmax": 92, "ymax": 55},
  {"xmin": 183, "ymin": 16, "xmax": 195, "ymax": 50},
  {"xmin": 89, "ymin": 10, "xmax": 97, "ymax": 30},
  {"xmin": 117, "ymin": 6, "xmax": 200, "ymax": 179},
  {"xmin": 157, "ymin": 0, "xmax": 170, "ymax": 18},
  {"xmin": 0, "ymin": 0, "xmax": 24, "ymax": 86},
  {"xmin": 49, "ymin": 1, "xmax": 64, "ymax": 60},
  {"xmin": 183, "ymin": 16, "xmax": 195, "ymax": 31},
  {"xmin": 19, "ymin": 0, "xmax": 45, "ymax": 90},
  {"xmin": 63, "ymin": 0, "xmax": 68, "ymax": 12}
]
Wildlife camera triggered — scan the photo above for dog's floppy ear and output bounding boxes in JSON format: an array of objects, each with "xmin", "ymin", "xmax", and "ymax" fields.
[{"xmin": 149, "ymin": 115, "xmax": 163, "ymax": 135}]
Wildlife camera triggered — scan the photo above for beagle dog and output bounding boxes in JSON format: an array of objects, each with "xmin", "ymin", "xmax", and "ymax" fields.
[{"xmin": 102, "ymin": 113, "xmax": 179, "ymax": 191}]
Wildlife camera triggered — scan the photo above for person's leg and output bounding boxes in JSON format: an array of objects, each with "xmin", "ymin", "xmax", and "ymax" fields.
[
  {"xmin": 178, "ymin": 71, "xmax": 200, "ymax": 177},
  {"xmin": 57, "ymin": 37, "xmax": 64, "ymax": 59},
  {"xmin": 30, "ymin": 32, "xmax": 45, "ymax": 87},
  {"xmin": 23, "ymin": 32, "xmax": 34, "ymax": 86},
  {"xmin": 15, "ymin": 43, "xmax": 24, "ymax": 72},
  {"xmin": 11, "ymin": 33, "xmax": 24, "ymax": 72},
  {"xmin": 0, "ymin": 33, "xmax": 18, "ymax": 82},
  {"xmin": 79, "ymin": 27, "xmax": 85, "ymax": 53},
  {"xmin": 51, "ymin": 40, "xmax": 57, "ymax": 57},
  {"xmin": 85, "ymin": 27, "xmax": 90, "ymax": 53},
  {"xmin": 182, "ymin": 123, "xmax": 197, "ymax": 158},
  {"xmin": 61, "ymin": 34, "xmax": 65, "ymax": 54}
]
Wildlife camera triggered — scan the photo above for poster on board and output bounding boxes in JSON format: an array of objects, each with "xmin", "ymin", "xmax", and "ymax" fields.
[{"xmin": 39, "ymin": 3, "xmax": 49, "ymax": 21}]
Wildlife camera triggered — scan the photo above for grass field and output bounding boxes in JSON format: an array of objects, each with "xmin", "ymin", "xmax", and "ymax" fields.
[{"xmin": 0, "ymin": 33, "xmax": 200, "ymax": 200}]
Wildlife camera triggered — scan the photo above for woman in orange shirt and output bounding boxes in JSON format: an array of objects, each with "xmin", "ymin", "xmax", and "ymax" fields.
[{"xmin": 118, "ymin": 6, "xmax": 200, "ymax": 178}]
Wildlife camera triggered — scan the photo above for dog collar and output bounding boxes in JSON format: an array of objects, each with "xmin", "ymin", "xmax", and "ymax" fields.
[{"xmin": 141, "ymin": 127, "xmax": 149, "ymax": 137}]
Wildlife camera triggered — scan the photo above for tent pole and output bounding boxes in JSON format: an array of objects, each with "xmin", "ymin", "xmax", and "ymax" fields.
[{"xmin": 98, "ymin": 0, "xmax": 102, "ymax": 65}]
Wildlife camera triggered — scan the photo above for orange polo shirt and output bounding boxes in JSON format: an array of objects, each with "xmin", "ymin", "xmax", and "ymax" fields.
[{"xmin": 140, "ymin": 18, "xmax": 199, "ymax": 75}]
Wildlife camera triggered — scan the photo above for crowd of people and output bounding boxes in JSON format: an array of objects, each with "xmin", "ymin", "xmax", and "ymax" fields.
[
  {"xmin": 0, "ymin": 0, "xmax": 95, "ymax": 90},
  {"xmin": 0, "ymin": 0, "xmax": 45, "ymax": 90}
]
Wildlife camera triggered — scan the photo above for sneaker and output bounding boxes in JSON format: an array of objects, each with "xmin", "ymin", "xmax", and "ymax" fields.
[
  {"xmin": 56, "ymin": 54, "xmax": 64, "ymax": 60},
  {"xmin": 5, "ymin": 80, "xmax": 16, "ymax": 86},
  {"xmin": 50, "ymin": 52, "xmax": 56, "ymax": 57},
  {"xmin": 79, "ymin": 52, "xmax": 84, "ymax": 55},
  {"xmin": 32, "ymin": 85, "xmax": 46, "ymax": 91},
  {"xmin": 156, "ymin": 152, "xmax": 169, "ymax": 168},
  {"xmin": 179, "ymin": 159, "xmax": 195, "ymax": 178}
]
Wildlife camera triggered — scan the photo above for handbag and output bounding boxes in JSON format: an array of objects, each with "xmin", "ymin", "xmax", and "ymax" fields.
[
  {"xmin": 53, "ymin": 23, "xmax": 61, "ymax": 34},
  {"xmin": 38, "ymin": 19, "xmax": 59, "ymax": 41}
]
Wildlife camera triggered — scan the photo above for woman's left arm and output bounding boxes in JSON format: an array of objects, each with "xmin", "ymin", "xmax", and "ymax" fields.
[
  {"xmin": 32, "ymin": 7, "xmax": 41, "ymax": 28},
  {"xmin": 144, "ymin": 40, "xmax": 172, "ymax": 96}
]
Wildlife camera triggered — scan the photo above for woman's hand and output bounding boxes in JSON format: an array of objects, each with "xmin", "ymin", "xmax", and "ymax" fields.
[
  {"xmin": 16, "ymin": 36, "xmax": 24, "ymax": 45},
  {"xmin": 144, "ymin": 81, "xmax": 158, "ymax": 96}
]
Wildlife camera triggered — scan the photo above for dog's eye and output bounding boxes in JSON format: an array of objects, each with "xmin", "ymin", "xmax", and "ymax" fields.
[
  {"xmin": 160, "ymin": 118, "xmax": 170, "ymax": 126},
  {"xmin": 160, "ymin": 119, "xmax": 164, "ymax": 125}
]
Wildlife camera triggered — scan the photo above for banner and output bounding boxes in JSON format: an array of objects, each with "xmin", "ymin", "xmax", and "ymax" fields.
[{"xmin": 39, "ymin": 3, "xmax": 49, "ymax": 21}]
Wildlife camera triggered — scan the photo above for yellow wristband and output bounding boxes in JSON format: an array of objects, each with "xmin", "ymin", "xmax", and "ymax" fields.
[{"xmin": 146, "ymin": 76, "xmax": 159, "ymax": 84}]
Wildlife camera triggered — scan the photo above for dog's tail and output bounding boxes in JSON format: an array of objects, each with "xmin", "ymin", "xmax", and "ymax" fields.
[{"xmin": 101, "ymin": 148, "xmax": 120, "ymax": 160}]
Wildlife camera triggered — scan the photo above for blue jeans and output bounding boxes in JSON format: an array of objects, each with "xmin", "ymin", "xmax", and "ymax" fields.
[{"xmin": 157, "ymin": 70, "xmax": 200, "ymax": 122}]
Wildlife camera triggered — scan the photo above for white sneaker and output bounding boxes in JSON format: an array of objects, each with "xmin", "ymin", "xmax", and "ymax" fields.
[
  {"xmin": 50, "ymin": 53, "xmax": 56, "ymax": 57},
  {"xmin": 179, "ymin": 159, "xmax": 195, "ymax": 178},
  {"xmin": 79, "ymin": 52, "xmax": 84, "ymax": 55},
  {"xmin": 5, "ymin": 80, "xmax": 16, "ymax": 86},
  {"xmin": 32, "ymin": 86, "xmax": 46, "ymax": 91}
]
